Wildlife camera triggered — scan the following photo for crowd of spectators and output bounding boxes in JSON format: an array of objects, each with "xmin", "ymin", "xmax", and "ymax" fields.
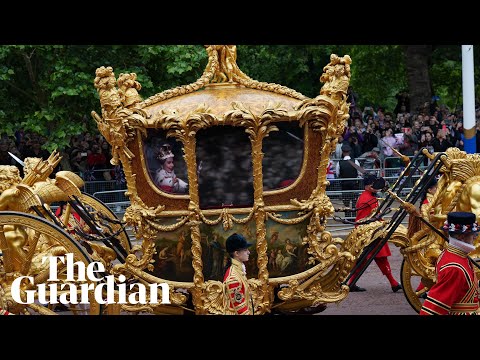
[
  {"xmin": 331, "ymin": 91, "xmax": 480, "ymax": 179},
  {"xmin": 0, "ymin": 130, "xmax": 115, "ymax": 182}
]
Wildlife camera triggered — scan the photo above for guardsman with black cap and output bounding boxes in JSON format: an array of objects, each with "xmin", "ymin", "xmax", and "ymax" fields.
[
  {"xmin": 420, "ymin": 211, "xmax": 480, "ymax": 315},
  {"xmin": 223, "ymin": 233, "xmax": 255, "ymax": 315},
  {"xmin": 348, "ymin": 173, "xmax": 402, "ymax": 293}
]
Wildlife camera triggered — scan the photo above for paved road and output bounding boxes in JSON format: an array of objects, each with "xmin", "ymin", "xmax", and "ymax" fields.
[{"xmin": 319, "ymin": 243, "xmax": 419, "ymax": 315}]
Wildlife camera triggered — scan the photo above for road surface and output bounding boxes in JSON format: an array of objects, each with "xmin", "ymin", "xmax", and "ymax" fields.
[{"xmin": 319, "ymin": 243, "xmax": 418, "ymax": 315}]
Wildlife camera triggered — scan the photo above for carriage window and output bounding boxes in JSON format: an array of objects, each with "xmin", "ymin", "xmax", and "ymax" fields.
[
  {"xmin": 197, "ymin": 126, "xmax": 254, "ymax": 209},
  {"xmin": 262, "ymin": 122, "xmax": 304, "ymax": 190},
  {"xmin": 144, "ymin": 129, "xmax": 189, "ymax": 194}
]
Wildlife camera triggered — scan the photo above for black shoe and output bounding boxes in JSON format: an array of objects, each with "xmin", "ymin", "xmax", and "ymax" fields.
[
  {"xmin": 419, "ymin": 292, "xmax": 428, "ymax": 299},
  {"xmin": 349, "ymin": 284, "xmax": 367, "ymax": 292},
  {"xmin": 392, "ymin": 284, "xmax": 402, "ymax": 293}
]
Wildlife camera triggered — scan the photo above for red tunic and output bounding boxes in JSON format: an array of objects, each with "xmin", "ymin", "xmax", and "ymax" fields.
[
  {"xmin": 223, "ymin": 258, "xmax": 254, "ymax": 315},
  {"xmin": 420, "ymin": 244, "xmax": 479, "ymax": 315},
  {"xmin": 355, "ymin": 190, "xmax": 391, "ymax": 257}
]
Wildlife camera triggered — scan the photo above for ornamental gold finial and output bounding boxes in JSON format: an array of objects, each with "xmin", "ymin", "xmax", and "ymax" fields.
[
  {"xmin": 94, "ymin": 66, "xmax": 122, "ymax": 118},
  {"xmin": 21, "ymin": 151, "xmax": 62, "ymax": 186},
  {"xmin": 319, "ymin": 54, "xmax": 352, "ymax": 101},
  {"xmin": 205, "ymin": 45, "xmax": 239, "ymax": 83},
  {"xmin": 117, "ymin": 72, "xmax": 143, "ymax": 108}
]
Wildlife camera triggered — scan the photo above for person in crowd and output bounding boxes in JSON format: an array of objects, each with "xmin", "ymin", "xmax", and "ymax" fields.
[
  {"xmin": 420, "ymin": 212, "xmax": 480, "ymax": 315},
  {"xmin": 343, "ymin": 124, "xmax": 364, "ymax": 158},
  {"xmin": 449, "ymin": 120, "xmax": 463, "ymax": 149},
  {"xmin": 326, "ymin": 157, "xmax": 336, "ymax": 181},
  {"xmin": 98, "ymin": 140, "xmax": 114, "ymax": 181},
  {"xmin": 335, "ymin": 144, "xmax": 361, "ymax": 218},
  {"xmin": 70, "ymin": 149, "xmax": 89, "ymax": 176},
  {"xmin": 427, "ymin": 115, "xmax": 440, "ymax": 137},
  {"xmin": 23, "ymin": 137, "xmax": 50, "ymax": 160},
  {"xmin": 358, "ymin": 147, "xmax": 381, "ymax": 176},
  {"xmin": 347, "ymin": 133, "xmax": 363, "ymax": 159},
  {"xmin": 410, "ymin": 120, "xmax": 422, "ymax": 148},
  {"xmin": 86, "ymin": 143, "xmax": 107, "ymax": 181},
  {"xmin": 420, "ymin": 131, "xmax": 434, "ymax": 151},
  {"xmin": 348, "ymin": 173, "xmax": 402, "ymax": 293},
  {"xmin": 334, "ymin": 136, "xmax": 345, "ymax": 160},
  {"xmin": 431, "ymin": 128, "xmax": 453, "ymax": 153},
  {"xmin": 380, "ymin": 128, "xmax": 401, "ymax": 168},
  {"xmin": 398, "ymin": 133, "xmax": 416, "ymax": 156},
  {"xmin": 223, "ymin": 233, "xmax": 255, "ymax": 315},
  {"xmin": 362, "ymin": 123, "xmax": 378, "ymax": 152}
]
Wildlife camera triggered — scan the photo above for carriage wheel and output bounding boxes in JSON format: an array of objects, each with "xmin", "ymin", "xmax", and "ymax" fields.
[
  {"xmin": 0, "ymin": 211, "xmax": 103, "ymax": 315},
  {"xmin": 76, "ymin": 192, "xmax": 131, "ymax": 253},
  {"xmin": 400, "ymin": 258, "xmax": 428, "ymax": 313}
]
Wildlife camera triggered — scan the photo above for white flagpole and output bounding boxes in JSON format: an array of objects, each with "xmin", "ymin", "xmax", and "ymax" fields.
[{"xmin": 462, "ymin": 45, "xmax": 476, "ymax": 153}]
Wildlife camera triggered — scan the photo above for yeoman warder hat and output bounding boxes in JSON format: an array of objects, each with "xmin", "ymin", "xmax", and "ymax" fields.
[
  {"xmin": 442, "ymin": 211, "xmax": 479, "ymax": 234},
  {"xmin": 226, "ymin": 233, "xmax": 253, "ymax": 253}
]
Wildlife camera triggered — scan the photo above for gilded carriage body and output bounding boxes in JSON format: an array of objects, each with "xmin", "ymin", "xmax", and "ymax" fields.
[{"xmin": 90, "ymin": 45, "xmax": 359, "ymax": 314}]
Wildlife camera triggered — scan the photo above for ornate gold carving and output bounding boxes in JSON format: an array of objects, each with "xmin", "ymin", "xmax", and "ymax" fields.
[
  {"xmin": 198, "ymin": 207, "xmax": 255, "ymax": 231},
  {"xmin": 22, "ymin": 151, "xmax": 62, "ymax": 186},
  {"xmin": 199, "ymin": 280, "xmax": 225, "ymax": 315},
  {"xmin": 210, "ymin": 45, "xmax": 238, "ymax": 83},
  {"xmin": 266, "ymin": 210, "xmax": 312, "ymax": 225},
  {"xmin": 92, "ymin": 66, "xmax": 147, "ymax": 168},
  {"xmin": 320, "ymin": 54, "xmax": 352, "ymax": 101},
  {"xmin": 117, "ymin": 72, "xmax": 143, "ymax": 108},
  {"xmin": 0, "ymin": 166, "xmax": 22, "ymax": 192},
  {"xmin": 93, "ymin": 66, "xmax": 122, "ymax": 119}
]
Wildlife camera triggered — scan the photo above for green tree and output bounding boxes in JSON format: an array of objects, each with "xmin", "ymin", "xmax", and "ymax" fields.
[{"xmin": 0, "ymin": 45, "xmax": 206, "ymax": 152}]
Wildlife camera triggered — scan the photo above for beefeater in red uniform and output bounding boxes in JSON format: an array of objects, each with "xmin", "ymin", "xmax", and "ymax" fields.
[
  {"xmin": 348, "ymin": 173, "xmax": 402, "ymax": 293},
  {"xmin": 420, "ymin": 211, "xmax": 480, "ymax": 315},
  {"xmin": 223, "ymin": 233, "xmax": 255, "ymax": 315}
]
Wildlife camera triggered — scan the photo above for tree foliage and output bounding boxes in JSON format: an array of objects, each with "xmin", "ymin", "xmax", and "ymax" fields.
[
  {"xmin": 0, "ymin": 45, "xmax": 207, "ymax": 151},
  {"xmin": 1, "ymin": 45, "xmax": 478, "ymax": 153}
]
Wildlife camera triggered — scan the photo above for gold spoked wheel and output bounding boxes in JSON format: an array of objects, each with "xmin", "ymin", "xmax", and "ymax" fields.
[
  {"xmin": 0, "ymin": 211, "xmax": 103, "ymax": 315},
  {"xmin": 400, "ymin": 258, "xmax": 428, "ymax": 313},
  {"xmin": 78, "ymin": 192, "xmax": 131, "ymax": 253},
  {"xmin": 58, "ymin": 192, "xmax": 131, "ymax": 255}
]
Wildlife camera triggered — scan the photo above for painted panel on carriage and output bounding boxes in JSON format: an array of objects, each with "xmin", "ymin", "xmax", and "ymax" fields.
[
  {"xmin": 265, "ymin": 211, "xmax": 310, "ymax": 277},
  {"xmin": 199, "ymin": 219, "xmax": 257, "ymax": 282},
  {"xmin": 150, "ymin": 220, "xmax": 194, "ymax": 282},
  {"xmin": 151, "ymin": 217, "xmax": 257, "ymax": 282},
  {"xmin": 149, "ymin": 212, "xmax": 310, "ymax": 282},
  {"xmin": 199, "ymin": 210, "xmax": 310, "ymax": 282}
]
